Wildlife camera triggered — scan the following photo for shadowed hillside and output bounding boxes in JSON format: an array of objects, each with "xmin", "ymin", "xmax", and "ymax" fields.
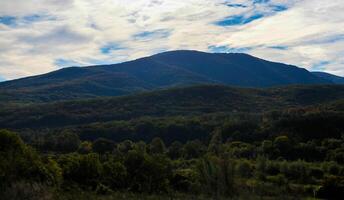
[
  {"xmin": 313, "ymin": 71, "xmax": 344, "ymax": 84},
  {"xmin": 1, "ymin": 84, "xmax": 343, "ymax": 129},
  {"xmin": 0, "ymin": 50, "xmax": 332, "ymax": 103}
]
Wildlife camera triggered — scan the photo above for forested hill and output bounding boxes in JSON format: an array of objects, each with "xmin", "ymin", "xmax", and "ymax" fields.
[
  {"xmin": 1, "ymin": 84, "xmax": 344, "ymax": 129},
  {"xmin": 0, "ymin": 50, "xmax": 333, "ymax": 103}
]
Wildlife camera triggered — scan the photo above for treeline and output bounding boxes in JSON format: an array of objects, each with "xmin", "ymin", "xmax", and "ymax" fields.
[
  {"xmin": 1, "ymin": 130, "xmax": 344, "ymax": 199},
  {"xmin": 21, "ymin": 106, "xmax": 344, "ymax": 148},
  {"xmin": 26, "ymin": 129, "xmax": 344, "ymax": 164}
]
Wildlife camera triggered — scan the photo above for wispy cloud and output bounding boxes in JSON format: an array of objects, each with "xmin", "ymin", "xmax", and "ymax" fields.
[
  {"xmin": 215, "ymin": 13, "xmax": 265, "ymax": 26},
  {"xmin": 100, "ymin": 42, "xmax": 124, "ymax": 54},
  {"xmin": 0, "ymin": 0, "xmax": 343, "ymax": 80},
  {"xmin": 208, "ymin": 45, "xmax": 252, "ymax": 53},
  {"xmin": 54, "ymin": 58, "xmax": 82, "ymax": 68},
  {"xmin": 133, "ymin": 29, "xmax": 172, "ymax": 41}
]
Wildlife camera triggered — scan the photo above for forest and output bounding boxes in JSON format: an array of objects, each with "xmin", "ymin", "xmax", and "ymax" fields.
[{"xmin": 1, "ymin": 93, "xmax": 344, "ymax": 199}]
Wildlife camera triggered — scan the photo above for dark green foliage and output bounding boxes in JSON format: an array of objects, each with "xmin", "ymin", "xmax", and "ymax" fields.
[
  {"xmin": 273, "ymin": 136, "xmax": 292, "ymax": 159},
  {"xmin": 197, "ymin": 156, "xmax": 235, "ymax": 197},
  {"xmin": 2, "ymin": 82, "xmax": 344, "ymax": 199},
  {"xmin": 1, "ymin": 85, "xmax": 344, "ymax": 130},
  {"xmin": 30, "ymin": 131, "xmax": 80, "ymax": 153},
  {"xmin": 170, "ymin": 168, "xmax": 200, "ymax": 193},
  {"xmin": 54, "ymin": 131, "xmax": 80, "ymax": 153},
  {"xmin": 133, "ymin": 141, "xmax": 147, "ymax": 154},
  {"xmin": 0, "ymin": 130, "xmax": 61, "ymax": 188},
  {"xmin": 225, "ymin": 141, "xmax": 255, "ymax": 159},
  {"xmin": 102, "ymin": 161, "xmax": 127, "ymax": 189},
  {"xmin": 124, "ymin": 150, "xmax": 172, "ymax": 193},
  {"xmin": 168, "ymin": 141, "xmax": 183, "ymax": 159},
  {"xmin": 260, "ymin": 140, "xmax": 274, "ymax": 158},
  {"xmin": 57, "ymin": 153, "xmax": 102, "ymax": 187},
  {"xmin": 2, "ymin": 130, "xmax": 344, "ymax": 199},
  {"xmin": 182, "ymin": 140, "xmax": 206, "ymax": 159},
  {"xmin": 235, "ymin": 160, "xmax": 252, "ymax": 178},
  {"xmin": 118, "ymin": 140, "xmax": 134, "ymax": 154},
  {"xmin": 220, "ymin": 119, "xmax": 261, "ymax": 142},
  {"xmin": 255, "ymin": 156, "xmax": 268, "ymax": 180},
  {"xmin": 78, "ymin": 141, "xmax": 92, "ymax": 154},
  {"xmin": 0, "ymin": 129, "xmax": 25, "ymax": 152},
  {"xmin": 1, "ymin": 181, "xmax": 54, "ymax": 200},
  {"xmin": 149, "ymin": 137, "xmax": 166, "ymax": 154},
  {"xmin": 92, "ymin": 138, "xmax": 115, "ymax": 154},
  {"xmin": 208, "ymin": 130, "xmax": 223, "ymax": 155}
]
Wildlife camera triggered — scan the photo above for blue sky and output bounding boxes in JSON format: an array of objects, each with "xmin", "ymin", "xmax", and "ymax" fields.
[{"xmin": 0, "ymin": 0, "xmax": 344, "ymax": 81}]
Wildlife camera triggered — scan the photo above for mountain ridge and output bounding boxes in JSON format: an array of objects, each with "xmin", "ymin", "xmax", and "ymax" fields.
[
  {"xmin": 0, "ymin": 50, "xmax": 336, "ymax": 103},
  {"xmin": 312, "ymin": 71, "xmax": 344, "ymax": 84}
]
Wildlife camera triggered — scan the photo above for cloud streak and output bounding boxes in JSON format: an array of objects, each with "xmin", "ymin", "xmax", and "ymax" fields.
[{"xmin": 0, "ymin": 0, "xmax": 343, "ymax": 80}]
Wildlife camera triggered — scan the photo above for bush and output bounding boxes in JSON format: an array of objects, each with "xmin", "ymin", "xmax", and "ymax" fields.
[
  {"xmin": 0, "ymin": 181, "xmax": 54, "ymax": 200},
  {"xmin": 266, "ymin": 174, "xmax": 287, "ymax": 186},
  {"xmin": 236, "ymin": 160, "xmax": 252, "ymax": 178},
  {"xmin": 92, "ymin": 138, "xmax": 115, "ymax": 154},
  {"xmin": 102, "ymin": 161, "xmax": 127, "ymax": 189},
  {"xmin": 0, "ymin": 130, "xmax": 61, "ymax": 187}
]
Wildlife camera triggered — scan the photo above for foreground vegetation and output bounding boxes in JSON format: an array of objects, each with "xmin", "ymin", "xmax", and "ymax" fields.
[
  {"xmin": 1, "ymin": 125, "xmax": 344, "ymax": 199},
  {"xmin": 1, "ymin": 85, "xmax": 344, "ymax": 199}
]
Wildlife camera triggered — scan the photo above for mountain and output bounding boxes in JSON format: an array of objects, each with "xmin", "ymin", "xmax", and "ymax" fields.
[
  {"xmin": 0, "ymin": 50, "xmax": 332, "ymax": 103},
  {"xmin": 1, "ymin": 84, "xmax": 344, "ymax": 129},
  {"xmin": 312, "ymin": 71, "xmax": 344, "ymax": 84}
]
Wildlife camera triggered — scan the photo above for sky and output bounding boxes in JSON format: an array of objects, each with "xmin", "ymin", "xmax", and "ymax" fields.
[{"xmin": 0, "ymin": 0, "xmax": 344, "ymax": 81}]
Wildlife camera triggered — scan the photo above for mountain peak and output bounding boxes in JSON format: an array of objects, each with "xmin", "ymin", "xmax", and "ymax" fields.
[{"xmin": 0, "ymin": 50, "xmax": 334, "ymax": 103}]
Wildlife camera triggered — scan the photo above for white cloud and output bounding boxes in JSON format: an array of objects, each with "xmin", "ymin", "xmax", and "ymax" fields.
[{"xmin": 0, "ymin": 0, "xmax": 343, "ymax": 81}]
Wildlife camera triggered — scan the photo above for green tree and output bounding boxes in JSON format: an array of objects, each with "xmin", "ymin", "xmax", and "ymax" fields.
[
  {"xmin": 142, "ymin": 154, "xmax": 172, "ymax": 193},
  {"xmin": 55, "ymin": 131, "xmax": 80, "ymax": 153},
  {"xmin": 168, "ymin": 141, "xmax": 183, "ymax": 159},
  {"xmin": 183, "ymin": 140, "xmax": 206, "ymax": 159},
  {"xmin": 124, "ymin": 150, "xmax": 146, "ymax": 191},
  {"xmin": 78, "ymin": 141, "xmax": 92, "ymax": 154},
  {"xmin": 134, "ymin": 141, "xmax": 147, "ymax": 154},
  {"xmin": 255, "ymin": 156, "xmax": 267, "ymax": 180},
  {"xmin": 197, "ymin": 156, "xmax": 235, "ymax": 198},
  {"xmin": 102, "ymin": 161, "xmax": 127, "ymax": 189},
  {"xmin": 42, "ymin": 156, "xmax": 63, "ymax": 186},
  {"xmin": 236, "ymin": 160, "xmax": 252, "ymax": 178},
  {"xmin": 118, "ymin": 140, "xmax": 134, "ymax": 154},
  {"xmin": 58, "ymin": 153, "xmax": 102, "ymax": 187},
  {"xmin": 274, "ymin": 136, "xmax": 292, "ymax": 158},
  {"xmin": 0, "ymin": 129, "xmax": 25, "ymax": 153},
  {"xmin": 79, "ymin": 153, "xmax": 102, "ymax": 186},
  {"xmin": 0, "ymin": 130, "xmax": 62, "ymax": 187},
  {"xmin": 92, "ymin": 138, "xmax": 115, "ymax": 154},
  {"xmin": 208, "ymin": 130, "xmax": 223, "ymax": 155},
  {"xmin": 260, "ymin": 140, "xmax": 274, "ymax": 158},
  {"xmin": 149, "ymin": 137, "xmax": 166, "ymax": 154},
  {"xmin": 124, "ymin": 150, "xmax": 172, "ymax": 193}
]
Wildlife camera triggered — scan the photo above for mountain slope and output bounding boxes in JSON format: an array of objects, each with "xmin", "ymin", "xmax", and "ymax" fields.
[
  {"xmin": 0, "ymin": 50, "xmax": 332, "ymax": 103},
  {"xmin": 312, "ymin": 71, "xmax": 344, "ymax": 84},
  {"xmin": 146, "ymin": 51, "xmax": 329, "ymax": 86},
  {"xmin": 1, "ymin": 84, "xmax": 343, "ymax": 129}
]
